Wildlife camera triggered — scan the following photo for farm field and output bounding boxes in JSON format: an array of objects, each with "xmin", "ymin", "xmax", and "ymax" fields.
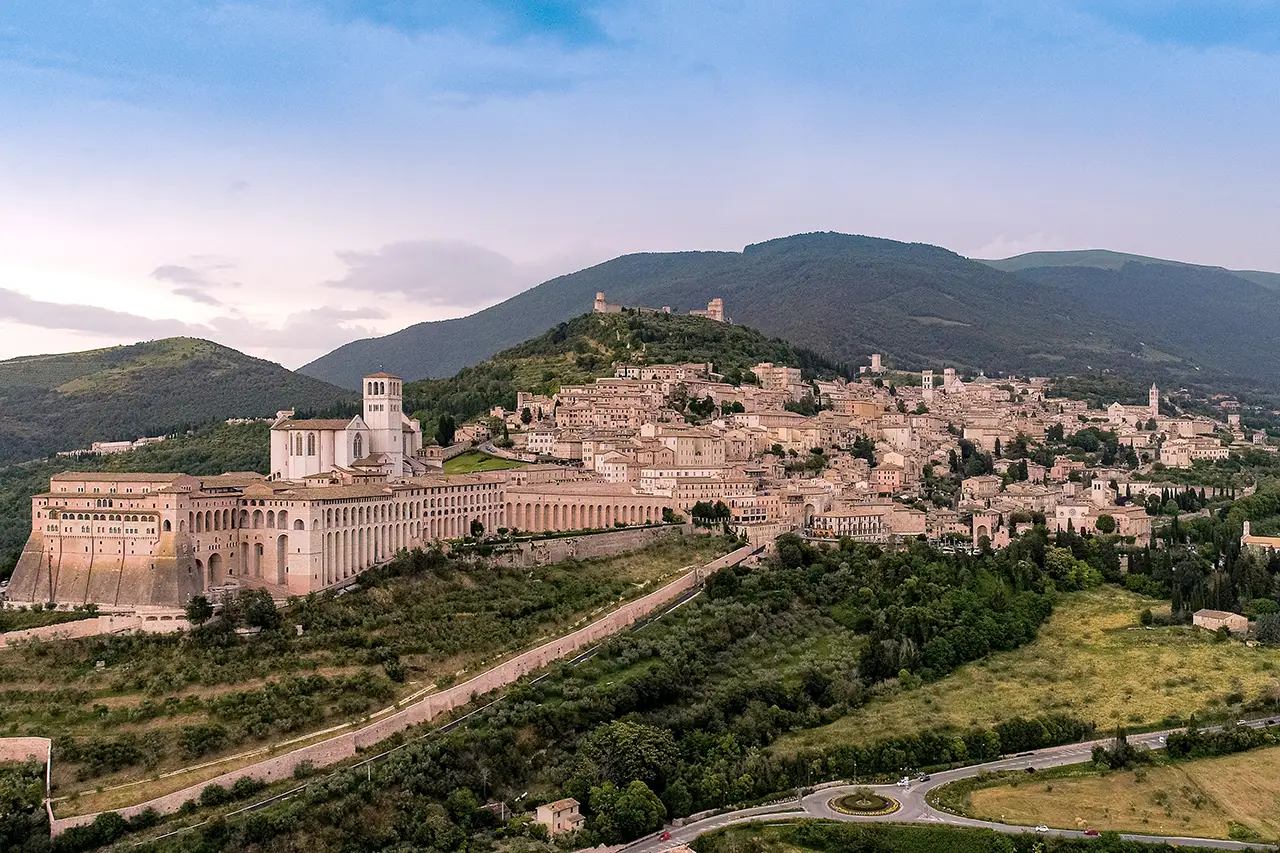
[
  {"xmin": 966, "ymin": 746, "xmax": 1280, "ymax": 842},
  {"xmin": 441, "ymin": 450, "xmax": 527, "ymax": 474},
  {"xmin": 776, "ymin": 587, "xmax": 1280, "ymax": 754},
  {"xmin": 0, "ymin": 535, "xmax": 732, "ymax": 800}
]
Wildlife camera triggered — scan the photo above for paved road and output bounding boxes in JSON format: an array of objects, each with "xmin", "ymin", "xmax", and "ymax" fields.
[{"xmin": 629, "ymin": 721, "xmax": 1280, "ymax": 853}]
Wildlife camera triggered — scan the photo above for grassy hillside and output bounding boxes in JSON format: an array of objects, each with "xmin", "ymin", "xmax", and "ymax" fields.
[
  {"xmin": 402, "ymin": 309, "xmax": 849, "ymax": 432},
  {"xmin": 301, "ymin": 232, "xmax": 1280, "ymax": 394},
  {"xmin": 0, "ymin": 421, "xmax": 271, "ymax": 579},
  {"xmin": 0, "ymin": 338, "xmax": 353, "ymax": 467}
]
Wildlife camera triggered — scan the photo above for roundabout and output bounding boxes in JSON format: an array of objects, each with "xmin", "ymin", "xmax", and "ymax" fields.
[{"xmin": 827, "ymin": 790, "xmax": 901, "ymax": 817}]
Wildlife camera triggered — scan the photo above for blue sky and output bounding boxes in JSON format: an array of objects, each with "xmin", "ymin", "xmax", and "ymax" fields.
[{"xmin": 1, "ymin": 1, "xmax": 1278, "ymax": 365}]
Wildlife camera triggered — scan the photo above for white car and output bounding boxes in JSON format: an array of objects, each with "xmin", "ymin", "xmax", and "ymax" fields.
[
  {"xmin": 897, "ymin": 777, "xmax": 911, "ymax": 787},
  {"xmin": 1035, "ymin": 825, "xmax": 1049, "ymax": 833}
]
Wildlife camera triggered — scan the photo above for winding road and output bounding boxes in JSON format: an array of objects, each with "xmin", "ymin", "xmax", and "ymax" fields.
[{"xmin": 629, "ymin": 722, "xmax": 1280, "ymax": 853}]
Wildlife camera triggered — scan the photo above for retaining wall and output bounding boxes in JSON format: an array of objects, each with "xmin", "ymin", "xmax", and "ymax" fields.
[
  {"xmin": 462, "ymin": 524, "xmax": 690, "ymax": 569},
  {"xmin": 0, "ymin": 613, "xmax": 191, "ymax": 649},
  {"xmin": 50, "ymin": 543, "xmax": 758, "ymax": 835}
]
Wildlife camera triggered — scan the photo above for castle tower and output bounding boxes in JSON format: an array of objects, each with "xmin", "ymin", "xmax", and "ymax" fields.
[
  {"xmin": 870, "ymin": 354, "xmax": 883, "ymax": 373},
  {"xmin": 594, "ymin": 292, "xmax": 608, "ymax": 313},
  {"xmin": 1149, "ymin": 384, "xmax": 1159, "ymax": 419},
  {"xmin": 706, "ymin": 297, "xmax": 724, "ymax": 322},
  {"xmin": 363, "ymin": 373, "xmax": 404, "ymax": 471},
  {"xmin": 922, "ymin": 369, "xmax": 934, "ymax": 402}
]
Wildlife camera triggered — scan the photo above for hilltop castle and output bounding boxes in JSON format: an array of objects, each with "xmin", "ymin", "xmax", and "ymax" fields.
[{"xmin": 593, "ymin": 292, "xmax": 725, "ymax": 322}]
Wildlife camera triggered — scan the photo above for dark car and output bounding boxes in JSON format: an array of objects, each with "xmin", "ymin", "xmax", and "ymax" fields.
[{"xmin": 1085, "ymin": 829, "xmax": 1099, "ymax": 837}]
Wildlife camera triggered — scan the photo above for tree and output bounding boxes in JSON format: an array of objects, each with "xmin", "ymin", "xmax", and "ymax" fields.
[
  {"xmin": 580, "ymin": 720, "xmax": 677, "ymax": 791},
  {"xmin": 238, "ymin": 588, "xmax": 281, "ymax": 631},
  {"xmin": 1095, "ymin": 514, "xmax": 1116, "ymax": 535},
  {"xmin": 521, "ymin": 407, "xmax": 533, "ymax": 425},
  {"xmin": 589, "ymin": 780, "xmax": 666, "ymax": 843},
  {"xmin": 1256, "ymin": 613, "xmax": 1280, "ymax": 644},
  {"xmin": 185, "ymin": 595, "xmax": 214, "ymax": 626},
  {"xmin": 436, "ymin": 414, "xmax": 457, "ymax": 447},
  {"xmin": 470, "ymin": 519, "xmax": 484, "ymax": 538}
]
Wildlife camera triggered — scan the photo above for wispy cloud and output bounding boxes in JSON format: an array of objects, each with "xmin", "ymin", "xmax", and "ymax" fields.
[
  {"xmin": 150, "ymin": 260, "xmax": 239, "ymax": 307},
  {"xmin": 326, "ymin": 240, "xmax": 561, "ymax": 308}
]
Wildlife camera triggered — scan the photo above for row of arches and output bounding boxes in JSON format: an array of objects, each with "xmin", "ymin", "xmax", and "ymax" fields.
[
  {"xmin": 321, "ymin": 522, "xmax": 421, "ymax": 585},
  {"xmin": 323, "ymin": 501, "xmax": 415, "ymax": 528},
  {"xmin": 185, "ymin": 508, "xmax": 304, "ymax": 534},
  {"xmin": 506, "ymin": 502, "xmax": 659, "ymax": 532},
  {"xmin": 196, "ymin": 534, "xmax": 288, "ymax": 587}
]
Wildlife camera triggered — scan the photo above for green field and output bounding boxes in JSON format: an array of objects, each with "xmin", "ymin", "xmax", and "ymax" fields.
[
  {"xmin": 0, "ymin": 536, "xmax": 731, "ymax": 802},
  {"xmin": 442, "ymin": 450, "xmax": 528, "ymax": 474},
  {"xmin": 960, "ymin": 746, "xmax": 1280, "ymax": 842},
  {"xmin": 692, "ymin": 818, "xmax": 1235, "ymax": 853},
  {"xmin": 776, "ymin": 588, "xmax": 1280, "ymax": 755}
]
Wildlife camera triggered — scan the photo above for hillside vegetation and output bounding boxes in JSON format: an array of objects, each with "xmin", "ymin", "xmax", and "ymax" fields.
[
  {"xmin": 0, "ymin": 338, "xmax": 352, "ymax": 467},
  {"xmin": 401, "ymin": 310, "xmax": 849, "ymax": 432},
  {"xmin": 0, "ymin": 422, "xmax": 271, "ymax": 579},
  {"xmin": 302, "ymin": 232, "xmax": 1280, "ymax": 395}
]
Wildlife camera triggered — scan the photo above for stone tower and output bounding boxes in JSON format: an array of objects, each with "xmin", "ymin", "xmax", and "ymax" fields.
[
  {"xmin": 363, "ymin": 373, "xmax": 404, "ymax": 471},
  {"xmin": 1149, "ymin": 384, "xmax": 1159, "ymax": 419},
  {"xmin": 922, "ymin": 370, "xmax": 934, "ymax": 402}
]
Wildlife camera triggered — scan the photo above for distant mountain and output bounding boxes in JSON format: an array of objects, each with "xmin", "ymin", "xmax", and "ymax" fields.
[
  {"xmin": 984, "ymin": 249, "xmax": 1280, "ymax": 292},
  {"xmin": 0, "ymin": 338, "xmax": 354, "ymax": 467},
  {"xmin": 402, "ymin": 310, "xmax": 847, "ymax": 432},
  {"xmin": 303, "ymin": 232, "xmax": 1179, "ymax": 389}
]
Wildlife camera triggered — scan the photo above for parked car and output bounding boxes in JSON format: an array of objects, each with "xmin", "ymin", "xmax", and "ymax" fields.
[
  {"xmin": 1085, "ymin": 829, "xmax": 1099, "ymax": 836},
  {"xmin": 1035, "ymin": 825, "xmax": 1050, "ymax": 833}
]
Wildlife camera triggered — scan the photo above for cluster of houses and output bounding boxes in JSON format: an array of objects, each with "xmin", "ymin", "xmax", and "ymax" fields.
[{"xmin": 481, "ymin": 343, "xmax": 1267, "ymax": 550}]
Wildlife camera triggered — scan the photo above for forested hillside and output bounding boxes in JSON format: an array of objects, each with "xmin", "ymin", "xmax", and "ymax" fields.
[
  {"xmin": 301, "ymin": 232, "xmax": 1280, "ymax": 395},
  {"xmin": 402, "ymin": 310, "xmax": 849, "ymax": 434},
  {"xmin": 0, "ymin": 422, "xmax": 270, "ymax": 579},
  {"xmin": 0, "ymin": 338, "xmax": 353, "ymax": 467}
]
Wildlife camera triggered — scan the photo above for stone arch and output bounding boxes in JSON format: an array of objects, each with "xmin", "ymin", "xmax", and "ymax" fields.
[
  {"xmin": 267, "ymin": 510, "xmax": 275, "ymax": 528},
  {"xmin": 294, "ymin": 518, "xmax": 304, "ymax": 530},
  {"xmin": 208, "ymin": 552, "xmax": 222, "ymax": 584},
  {"xmin": 252, "ymin": 509, "xmax": 264, "ymax": 529},
  {"xmin": 163, "ymin": 519, "xmax": 172, "ymax": 533},
  {"xmin": 279, "ymin": 510, "xmax": 289, "ymax": 529}
]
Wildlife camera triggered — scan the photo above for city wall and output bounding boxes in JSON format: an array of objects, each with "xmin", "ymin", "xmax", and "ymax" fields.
[
  {"xmin": 50, "ymin": 543, "xmax": 758, "ymax": 835},
  {"xmin": 0, "ymin": 612, "xmax": 192, "ymax": 650}
]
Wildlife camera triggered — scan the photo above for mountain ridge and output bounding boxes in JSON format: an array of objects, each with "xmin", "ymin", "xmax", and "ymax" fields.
[
  {"xmin": 301, "ymin": 232, "xmax": 1280, "ymax": 395},
  {"xmin": 0, "ymin": 337, "xmax": 354, "ymax": 467}
]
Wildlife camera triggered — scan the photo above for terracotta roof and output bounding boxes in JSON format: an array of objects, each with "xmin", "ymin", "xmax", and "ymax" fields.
[
  {"xmin": 272, "ymin": 418, "xmax": 358, "ymax": 431},
  {"xmin": 364, "ymin": 372, "xmax": 400, "ymax": 379},
  {"xmin": 50, "ymin": 472, "xmax": 185, "ymax": 483}
]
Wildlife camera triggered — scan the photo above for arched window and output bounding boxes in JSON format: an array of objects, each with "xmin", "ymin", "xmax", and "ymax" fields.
[
  {"xmin": 163, "ymin": 520, "xmax": 172, "ymax": 532},
  {"xmin": 353, "ymin": 434, "xmax": 364, "ymax": 459},
  {"xmin": 367, "ymin": 381, "xmax": 373, "ymax": 395},
  {"xmin": 306, "ymin": 433, "xmax": 316, "ymax": 456}
]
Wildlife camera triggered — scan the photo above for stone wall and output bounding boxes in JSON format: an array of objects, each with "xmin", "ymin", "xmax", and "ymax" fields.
[
  {"xmin": 50, "ymin": 543, "xmax": 758, "ymax": 835},
  {"xmin": 0, "ymin": 613, "xmax": 191, "ymax": 649},
  {"xmin": 457, "ymin": 524, "xmax": 691, "ymax": 569}
]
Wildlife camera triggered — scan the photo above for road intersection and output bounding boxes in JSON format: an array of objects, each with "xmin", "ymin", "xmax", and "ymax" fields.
[{"xmin": 628, "ymin": 722, "xmax": 1279, "ymax": 853}]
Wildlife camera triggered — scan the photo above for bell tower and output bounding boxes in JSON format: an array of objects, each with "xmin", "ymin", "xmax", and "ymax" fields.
[
  {"xmin": 1149, "ymin": 384, "xmax": 1159, "ymax": 419},
  {"xmin": 363, "ymin": 373, "xmax": 403, "ymax": 470}
]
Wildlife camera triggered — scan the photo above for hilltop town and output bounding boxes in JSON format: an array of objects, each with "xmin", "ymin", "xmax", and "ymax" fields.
[{"xmin": 8, "ymin": 296, "xmax": 1271, "ymax": 615}]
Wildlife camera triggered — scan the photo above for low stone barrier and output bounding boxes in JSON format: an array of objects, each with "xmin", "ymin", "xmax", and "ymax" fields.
[
  {"xmin": 50, "ymin": 543, "xmax": 759, "ymax": 834},
  {"xmin": 459, "ymin": 524, "xmax": 691, "ymax": 569},
  {"xmin": 0, "ymin": 613, "xmax": 191, "ymax": 649}
]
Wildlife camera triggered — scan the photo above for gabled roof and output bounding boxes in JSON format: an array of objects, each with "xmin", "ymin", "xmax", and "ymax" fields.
[{"xmin": 272, "ymin": 417, "xmax": 364, "ymax": 431}]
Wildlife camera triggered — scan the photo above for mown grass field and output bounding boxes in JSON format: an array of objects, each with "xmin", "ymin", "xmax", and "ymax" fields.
[
  {"xmin": 1, "ymin": 535, "xmax": 731, "ymax": 802},
  {"xmin": 967, "ymin": 746, "xmax": 1280, "ymax": 842},
  {"xmin": 776, "ymin": 588, "xmax": 1280, "ymax": 754},
  {"xmin": 442, "ymin": 450, "xmax": 527, "ymax": 474}
]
